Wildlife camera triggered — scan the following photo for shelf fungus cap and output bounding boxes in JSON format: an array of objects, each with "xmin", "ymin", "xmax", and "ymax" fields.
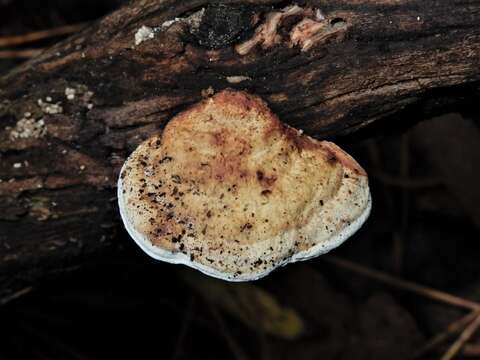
[{"xmin": 118, "ymin": 89, "xmax": 371, "ymax": 281}]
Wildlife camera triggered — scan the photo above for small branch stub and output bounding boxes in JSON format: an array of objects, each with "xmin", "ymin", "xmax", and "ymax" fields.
[{"xmin": 235, "ymin": 4, "xmax": 346, "ymax": 55}]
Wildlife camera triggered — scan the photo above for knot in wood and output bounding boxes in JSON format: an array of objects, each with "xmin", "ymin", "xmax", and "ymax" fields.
[{"xmin": 192, "ymin": 3, "xmax": 256, "ymax": 49}]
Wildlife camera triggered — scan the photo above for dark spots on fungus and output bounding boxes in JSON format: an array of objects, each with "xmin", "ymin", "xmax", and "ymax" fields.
[
  {"xmin": 212, "ymin": 132, "xmax": 226, "ymax": 147},
  {"xmin": 265, "ymin": 176, "xmax": 277, "ymax": 186},
  {"xmin": 256, "ymin": 170, "xmax": 277, "ymax": 186},
  {"xmin": 326, "ymin": 153, "xmax": 338, "ymax": 164},
  {"xmin": 171, "ymin": 175, "xmax": 181, "ymax": 184},
  {"xmin": 206, "ymin": 210, "xmax": 212, "ymax": 218},
  {"xmin": 253, "ymin": 259, "xmax": 263, "ymax": 267},
  {"xmin": 240, "ymin": 223, "xmax": 253, "ymax": 232},
  {"xmin": 261, "ymin": 189, "xmax": 272, "ymax": 196},
  {"xmin": 320, "ymin": 199, "xmax": 324, "ymax": 206}
]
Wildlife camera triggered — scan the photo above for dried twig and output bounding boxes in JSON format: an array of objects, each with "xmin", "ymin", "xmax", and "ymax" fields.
[
  {"xmin": 0, "ymin": 23, "xmax": 87, "ymax": 48},
  {"xmin": 0, "ymin": 286, "xmax": 33, "ymax": 306},
  {"xmin": 209, "ymin": 304, "xmax": 250, "ymax": 360},
  {"xmin": 324, "ymin": 256, "xmax": 480, "ymax": 310},
  {"xmin": 0, "ymin": 49, "xmax": 44, "ymax": 59},
  {"xmin": 463, "ymin": 343, "xmax": 480, "ymax": 357},
  {"xmin": 171, "ymin": 296, "xmax": 195, "ymax": 360},
  {"xmin": 18, "ymin": 318, "xmax": 88, "ymax": 360},
  {"xmin": 414, "ymin": 311, "xmax": 478, "ymax": 358},
  {"xmin": 441, "ymin": 311, "xmax": 480, "ymax": 360}
]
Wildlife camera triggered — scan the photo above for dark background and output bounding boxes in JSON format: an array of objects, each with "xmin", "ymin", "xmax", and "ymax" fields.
[{"xmin": 1, "ymin": 1, "xmax": 479, "ymax": 359}]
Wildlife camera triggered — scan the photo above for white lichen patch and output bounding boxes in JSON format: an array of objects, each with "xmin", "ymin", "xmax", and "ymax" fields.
[
  {"xmin": 7, "ymin": 117, "xmax": 46, "ymax": 140},
  {"xmin": 38, "ymin": 99, "xmax": 63, "ymax": 115},
  {"xmin": 135, "ymin": 25, "xmax": 156, "ymax": 46},
  {"xmin": 135, "ymin": 8, "xmax": 205, "ymax": 48},
  {"xmin": 162, "ymin": 8, "xmax": 205, "ymax": 29},
  {"xmin": 65, "ymin": 87, "xmax": 76, "ymax": 101},
  {"xmin": 161, "ymin": 18, "xmax": 180, "ymax": 28},
  {"xmin": 226, "ymin": 75, "xmax": 252, "ymax": 84},
  {"xmin": 315, "ymin": 9, "xmax": 326, "ymax": 21},
  {"xmin": 183, "ymin": 8, "xmax": 205, "ymax": 30},
  {"xmin": 63, "ymin": 84, "xmax": 94, "ymax": 109}
]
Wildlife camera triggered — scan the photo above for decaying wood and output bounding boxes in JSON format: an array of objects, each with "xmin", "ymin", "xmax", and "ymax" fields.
[{"xmin": 0, "ymin": 0, "xmax": 479, "ymax": 299}]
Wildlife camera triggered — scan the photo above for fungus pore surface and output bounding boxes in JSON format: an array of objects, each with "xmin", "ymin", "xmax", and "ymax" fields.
[{"xmin": 118, "ymin": 89, "xmax": 371, "ymax": 281}]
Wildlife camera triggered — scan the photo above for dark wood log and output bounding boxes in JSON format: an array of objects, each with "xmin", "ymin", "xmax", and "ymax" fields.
[{"xmin": 0, "ymin": 0, "xmax": 479, "ymax": 300}]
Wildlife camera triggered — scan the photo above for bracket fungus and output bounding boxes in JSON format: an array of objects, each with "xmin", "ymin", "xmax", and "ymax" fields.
[{"xmin": 118, "ymin": 90, "xmax": 371, "ymax": 281}]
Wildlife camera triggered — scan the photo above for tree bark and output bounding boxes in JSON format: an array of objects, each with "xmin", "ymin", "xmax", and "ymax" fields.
[{"xmin": 0, "ymin": 0, "xmax": 479, "ymax": 300}]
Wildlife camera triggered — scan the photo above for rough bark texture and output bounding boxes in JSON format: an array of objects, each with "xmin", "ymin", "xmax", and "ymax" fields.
[{"xmin": 0, "ymin": 0, "xmax": 479, "ymax": 299}]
